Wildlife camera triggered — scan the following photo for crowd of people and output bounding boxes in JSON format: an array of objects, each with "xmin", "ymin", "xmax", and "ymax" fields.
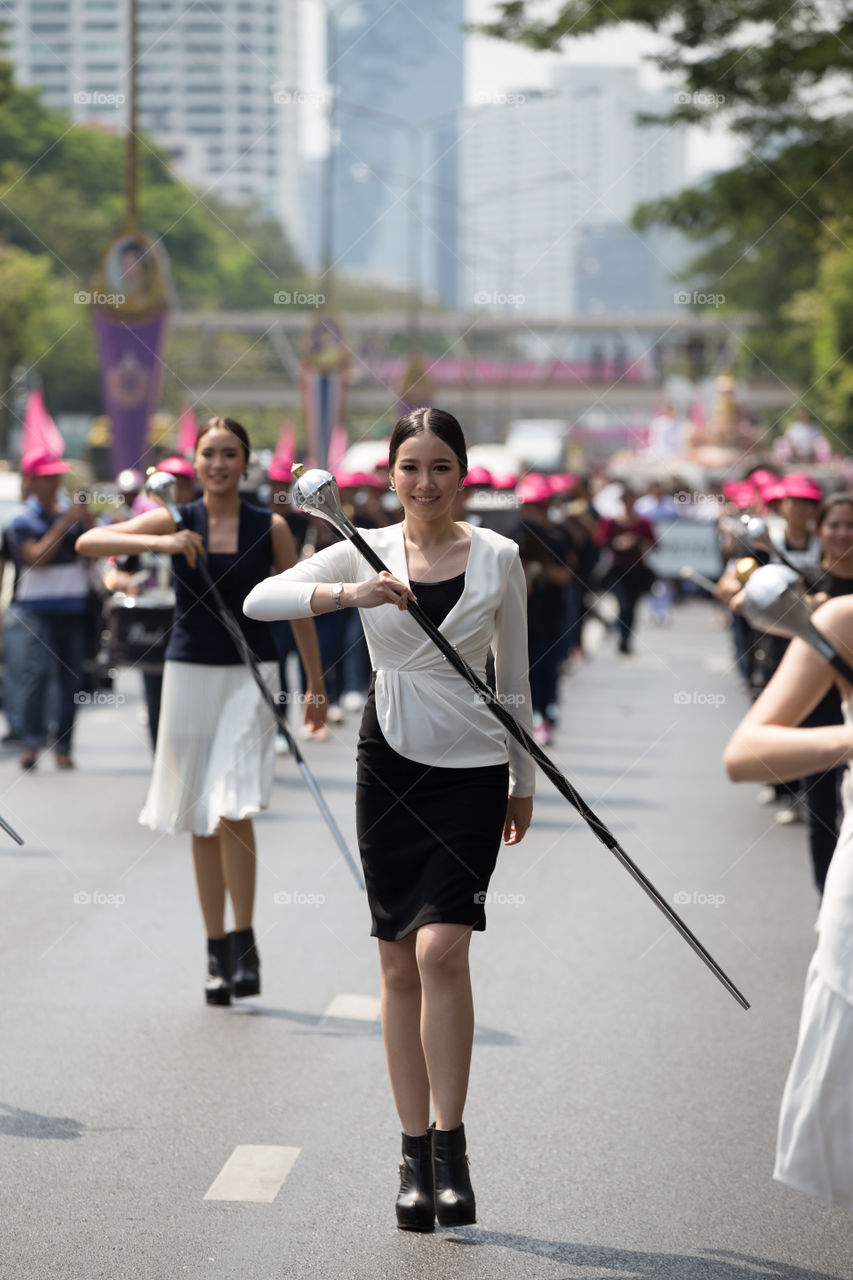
[{"xmin": 3, "ymin": 414, "xmax": 853, "ymax": 1223}]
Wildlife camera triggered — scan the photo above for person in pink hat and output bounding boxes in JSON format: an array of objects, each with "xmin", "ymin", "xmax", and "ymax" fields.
[
  {"xmin": 103, "ymin": 457, "xmax": 198, "ymax": 748},
  {"xmin": 594, "ymin": 487, "xmax": 656, "ymax": 656},
  {"xmin": 512, "ymin": 474, "xmax": 575, "ymax": 744},
  {"xmin": 6, "ymin": 449, "xmax": 93, "ymax": 770},
  {"xmin": 264, "ymin": 456, "xmax": 311, "ymax": 749}
]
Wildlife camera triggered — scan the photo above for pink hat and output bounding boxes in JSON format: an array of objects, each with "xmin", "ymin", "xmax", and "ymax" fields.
[
  {"xmin": 158, "ymin": 456, "xmax": 197, "ymax": 481},
  {"xmin": 548, "ymin": 473, "xmax": 579, "ymax": 494},
  {"xmin": 726, "ymin": 482, "xmax": 757, "ymax": 510},
  {"xmin": 349, "ymin": 470, "xmax": 385, "ymax": 490},
  {"xmin": 783, "ymin": 473, "xmax": 823, "ymax": 501},
  {"xmin": 749, "ymin": 468, "xmax": 778, "ymax": 487},
  {"xmin": 22, "ymin": 448, "xmax": 70, "ymax": 477},
  {"xmin": 492, "ymin": 472, "xmax": 519, "ymax": 490},
  {"xmin": 760, "ymin": 481, "xmax": 786, "ymax": 504},
  {"xmin": 335, "ymin": 471, "xmax": 359, "ymax": 490},
  {"xmin": 516, "ymin": 474, "xmax": 553, "ymax": 505},
  {"xmin": 463, "ymin": 466, "xmax": 493, "ymax": 489},
  {"xmin": 267, "ymin": 457, "xmax": 293, "ymax": 482}
]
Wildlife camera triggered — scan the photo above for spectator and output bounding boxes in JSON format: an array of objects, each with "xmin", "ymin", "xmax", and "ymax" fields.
[
  {"xmin": 594, "ymin": 488, "xmax": 656, "ymax": 656},
  {"xmin": 512, "ymin": 475, "xmax": 575, "ymax": 745},
  {"xmin": 7, "ymin": 450, "xmax": 93, "ymax": 770}
]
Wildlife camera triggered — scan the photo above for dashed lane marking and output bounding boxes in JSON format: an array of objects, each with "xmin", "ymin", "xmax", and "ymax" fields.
[
  {"xmin": 323, "ymin": 993, "xmax": 381, "ymax": 1021},
  {"xmin": 204, "ymin": 1145, "xmax": 301, "ymax": 1202}
]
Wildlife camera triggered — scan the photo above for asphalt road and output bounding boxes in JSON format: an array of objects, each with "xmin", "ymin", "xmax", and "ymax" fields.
[{"xmin": 1, "ymin": 600, "xmax": 851, "ymax": 1279}]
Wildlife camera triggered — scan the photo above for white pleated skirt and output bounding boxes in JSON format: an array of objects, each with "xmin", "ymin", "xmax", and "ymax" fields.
[
  {"xmin": 139, "ymin": 659, "xmax": 278, "ymax": 837},
  {"xmin": 774, "ymin": 955, "xmax": 853, "ymax": 1211}
]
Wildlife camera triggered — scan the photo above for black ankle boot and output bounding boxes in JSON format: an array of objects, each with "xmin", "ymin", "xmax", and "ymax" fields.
[
  {"xmin": 396, "ymin": 1132, "xmax": 434, "ymax": 1232},
  {"xmin": 206, "ymin": 936, "xmax": 231, "ymax": 1006},
  {"xmin": 431, "ymin": 1123, "xmax": 476, "ymax": 1227},
  {"xmin": 228, "ymin": 927, "xmax": 260, "ymax": 998}
]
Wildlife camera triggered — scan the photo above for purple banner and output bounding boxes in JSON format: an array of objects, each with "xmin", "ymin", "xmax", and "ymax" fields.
[{"xmin": 93, "ymin": 309, "xmax": 168, "ymax": 475}]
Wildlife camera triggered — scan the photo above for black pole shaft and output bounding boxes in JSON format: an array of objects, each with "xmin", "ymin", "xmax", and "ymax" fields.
[
  {"xmin": 0, "ymin": 812, "xmax": 24, "ymax": 845},
  {"xmin": 806, "ymin": 622, "xmax": 853, "ymax": 686},
  {"xmin": 345, "ymin": 526, "xmax": 750, "ymax": 1011}
]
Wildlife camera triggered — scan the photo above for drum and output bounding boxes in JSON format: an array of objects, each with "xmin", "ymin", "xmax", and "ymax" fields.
[{"xmin": 107, "ymin": 592, "xmax": 174, "ymax": 670}]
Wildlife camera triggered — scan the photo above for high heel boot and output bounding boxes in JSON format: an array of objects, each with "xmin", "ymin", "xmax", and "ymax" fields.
[
  {"xmin": 431, "ymin": 1123, "xmax": 476, "ymax": 1227},
  {"xmin": 395, "ymin": 1132, "xmax": 435, "ymax": 1232},
  {"xmin": 206, "ymin": 936, "xmax": 231, "ymax": 1006},
  {"xmin": 228, "ymin": 926, "xmax": 260, "ymax": 998}
]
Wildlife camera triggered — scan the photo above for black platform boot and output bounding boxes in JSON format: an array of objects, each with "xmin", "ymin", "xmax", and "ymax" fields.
[
  {"xmin": 395, "ymin": 1132, "xmax": 435, "ymax": 1232},
  {"xmin": 431, "ymin": 1123, "xmax": 476, "ymax": 1227},
  {"xmin": 228, "ymin": 927, "xmax": 260, "ymax": 998},
  {"xmin": 206, "ymin": 936, "xmax": 231, "ymax": 1006}
]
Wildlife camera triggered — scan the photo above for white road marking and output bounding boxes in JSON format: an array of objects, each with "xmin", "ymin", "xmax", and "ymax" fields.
[
  {"xmin": 704, "ymin": 655, "xmax": 734, "ymax": 674},
  {"xmin": 204, "ymin": 1145, "xmax": 301, "ymax": 1203},
  {"xmin": 323, "ymin": 992, "xmax": 381, "ymax": 1021}
]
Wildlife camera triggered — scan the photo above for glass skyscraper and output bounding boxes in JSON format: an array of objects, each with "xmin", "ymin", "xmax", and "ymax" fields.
[{"xmin": 328, "ymin": 0, "xmax": 463, "ymax": 307}]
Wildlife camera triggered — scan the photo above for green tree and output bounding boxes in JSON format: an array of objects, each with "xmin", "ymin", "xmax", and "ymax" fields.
[
  {"xmin": 790, "ymin": 221, "xmax": 853, "ymax": 441},
  {"xmin": 475, "ymin": 1, "xmax": 853, "ymax": 430},
  {"xmin": 0, "ymin": 245, "xmax": 53, "ymax": 450}
]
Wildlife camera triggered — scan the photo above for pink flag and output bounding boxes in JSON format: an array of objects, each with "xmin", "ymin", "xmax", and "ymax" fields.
[
  {"xmin": 22, "ymin": 390, "xmax": 65, "ymax": 457},
  {"xmin": 328, "ymin": 423, "xmax": 349, "ymax": 469},
  {"xmin": 272, "ymin": 420, "xmax": 296, "ymax": 470},
  {"xmin": 176, "ymin": 406, "xmax": 198, "ymax": 457}
]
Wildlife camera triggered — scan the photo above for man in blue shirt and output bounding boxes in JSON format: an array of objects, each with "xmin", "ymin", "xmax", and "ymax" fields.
[{"xmin": 7, "ymin": 449, "xmax": 93, "ymax": 770}]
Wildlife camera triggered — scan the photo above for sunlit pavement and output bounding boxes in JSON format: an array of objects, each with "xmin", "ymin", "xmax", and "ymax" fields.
[{"xmin": 1, "ymin": 598, "xmax": 849, "ymax": 1279}]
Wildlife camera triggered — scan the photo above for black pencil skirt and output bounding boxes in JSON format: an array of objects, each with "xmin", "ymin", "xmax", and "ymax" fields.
[{"xmin": 356, "ymin": 692, "xmax": 510, "ymax": 942}]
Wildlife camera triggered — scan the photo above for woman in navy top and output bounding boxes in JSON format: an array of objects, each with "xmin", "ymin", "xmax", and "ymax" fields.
[{"xmin": 77, "ymin": 417, "xmax": 326, "ymax": 1005}]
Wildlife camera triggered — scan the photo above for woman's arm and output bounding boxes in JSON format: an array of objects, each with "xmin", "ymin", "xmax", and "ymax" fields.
[
  {"xmin": 19, "ymin": 503, "xmax": 93, "ymax": 567},
  {"xmin": 244, "ymin": 535, "xmax": 416, "ymax": 620},
  {"xmin": 724, "ymin": 597, "xmax": 853, "ymax": 782},
  {"xmin": 270, "ymin": 515, "xmax": 327, "ymax": 727},
  {"xmin": 76, "ymin": 507, "xmax": 204, "ymax": 564},
  {"xmin": 492, "ymin": 546, "xmax": 536, "ymax": 809}
]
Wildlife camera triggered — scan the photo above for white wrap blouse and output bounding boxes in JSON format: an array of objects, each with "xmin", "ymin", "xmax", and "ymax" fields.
[{"xmin": 244, "ymin": 523, "xmax": 536, "ymax": 797}]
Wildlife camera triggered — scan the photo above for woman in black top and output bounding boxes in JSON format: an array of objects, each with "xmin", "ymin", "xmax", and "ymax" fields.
[
  {"xmin": 797, "ymin": 495, "xmax": 853, "ymax": 893},
  {"xmin": 77, "ymin": 418, "xmax": 326, "ymax": 1004}
]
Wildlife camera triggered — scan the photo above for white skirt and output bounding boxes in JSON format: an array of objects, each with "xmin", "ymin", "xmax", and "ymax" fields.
[
  {"xmin": 775, "ymin": 955, "xmax": 853, "ymax": 1211},
  {"xmin": 139, "ymin": 659, "xmax": 278, "ymax": 837}
]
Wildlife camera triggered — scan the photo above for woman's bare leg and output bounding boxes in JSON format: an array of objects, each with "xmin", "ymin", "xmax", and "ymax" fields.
[
  {"xmin": 416, "ymin": 924, "xmax": 474, "ymax": 1131},
  {"xmin": 192, "ymin": 834, "xmax": 226, "ymax": 936},
  {"xmin": 219, "ymin": 816, "xmax": 256, "ymax": 931},
  {"xmin": 379, "ymin": 935, "xmax": 431, "ymax": 1135}
]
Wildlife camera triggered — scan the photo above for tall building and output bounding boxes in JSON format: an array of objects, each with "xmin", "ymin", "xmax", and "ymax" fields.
[
  {"xmin": 328, "ymin": 0, "xmax": 464, "ymax": 307},
  {"xmin": 460, "ymin": 66, "xmax": 688, "ymax": 318},
  {"xmin": 4, "ymin": 0, "xmax": 301, "ymax": 242}
]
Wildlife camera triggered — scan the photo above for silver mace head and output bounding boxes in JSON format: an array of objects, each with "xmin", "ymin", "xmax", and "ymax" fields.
[
  {"xmin": 144, "ymin": 468, "xmax": 181, "ymax": 524},
  {"xmin": 740, "ymin": 514, "xmax": 770, "ymax": 549},
  {"xmin": 290, "ymin": 463, "xmax": 356, "ymax": 539},
  {"xmin": 741, "ymin": 563, "xmax": 811, "ymax": 639}
]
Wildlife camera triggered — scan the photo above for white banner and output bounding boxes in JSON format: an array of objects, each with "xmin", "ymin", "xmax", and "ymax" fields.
[{"xmin": 647, "ymin": 519, "xmax": 721, "ymax": 580}]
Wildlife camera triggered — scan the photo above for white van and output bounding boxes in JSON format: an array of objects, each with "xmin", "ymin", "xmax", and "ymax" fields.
[{"xmin": 504, "ymin": 420, "xmax": 568, "ymax": 473}]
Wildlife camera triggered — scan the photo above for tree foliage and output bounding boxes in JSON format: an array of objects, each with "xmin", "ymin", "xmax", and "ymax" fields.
[
  {"xmin": 0, "ymin": 56, "xmax": 307, "ymax": 413},
  {"xmin": 0, "ymin": 244, "xmax": 53, "ymax": 444},
  {"xmin": 475, "ymin": 1, "xmax": 853, "ymax": 429}
]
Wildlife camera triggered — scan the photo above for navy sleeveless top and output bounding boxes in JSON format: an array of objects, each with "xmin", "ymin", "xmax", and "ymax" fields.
[{"xmin": 165, "ymin": 498, "xmax": 277, "ymax": 665}]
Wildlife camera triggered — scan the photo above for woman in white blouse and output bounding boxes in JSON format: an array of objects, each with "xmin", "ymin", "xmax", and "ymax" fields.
[
  {"xmin": 245, "ymin": 406, "xmax": 535, "ymax": 1231},
  {"xmin": 725, "ymin": 595, "xmax": 853, "ymax": 1211}
]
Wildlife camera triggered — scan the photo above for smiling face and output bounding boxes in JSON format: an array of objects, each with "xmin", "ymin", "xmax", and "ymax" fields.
[
  {"xmin": 818, "ymin": 502, "xmax": 853, "ymax": 567},
  {"xmin": 389, "ymin": 430, "xmax": 463, "ymax": 522},
  {"xmin": 194, "ymin": 424, "xmax": 245, "ymax": 497}
]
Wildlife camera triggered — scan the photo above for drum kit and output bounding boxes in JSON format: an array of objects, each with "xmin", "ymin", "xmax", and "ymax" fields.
[{"xmin": 105, "ymin": 589, "xmax": 174, "ymax": 674}]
